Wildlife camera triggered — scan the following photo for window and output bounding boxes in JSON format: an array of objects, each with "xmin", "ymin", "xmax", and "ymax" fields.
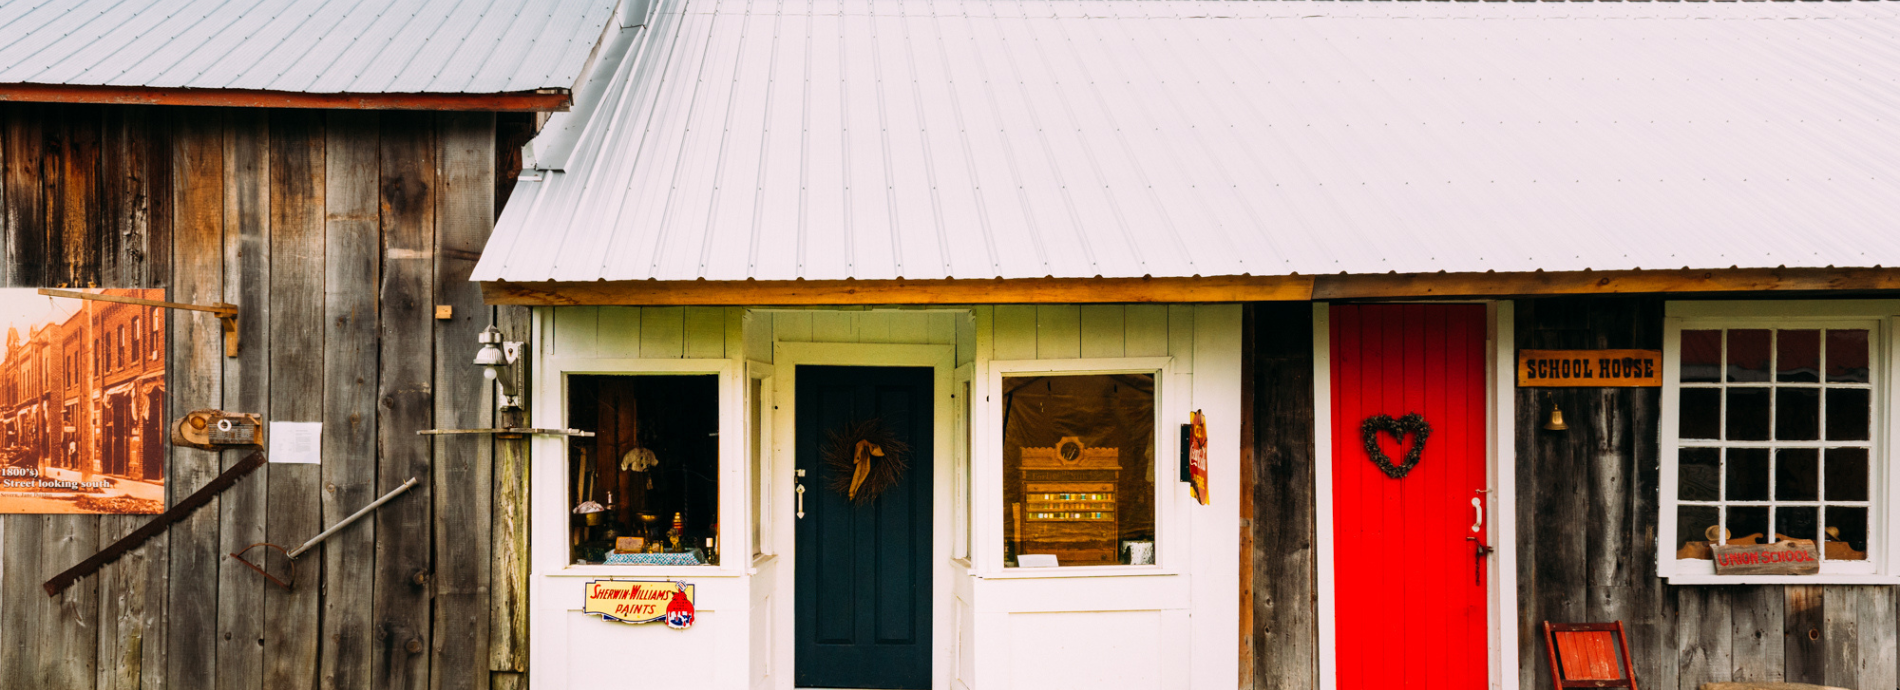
[
  {"xmin": 1663, "ymin": 302, "xmax": 1894, "ymax": 582},
  {"xmin": 1001, "ymin": 371, "xmax": 1157, "ymax": 568},
  {"xmin": 151, "ymin": 308, "xmax": 162, "ymax": 360},
  {"xmin": 566, "ymin": 374, "xmax": 720, "ymax": 566},
  {"xmin": 132, "ymin": 319, "xmax": 141, "ymax": 366}
]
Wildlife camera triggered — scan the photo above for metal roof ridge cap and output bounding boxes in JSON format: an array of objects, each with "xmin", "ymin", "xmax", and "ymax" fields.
[{"xmin": 533, "ymin": 18, "xmax": 647, "ymax": 171}]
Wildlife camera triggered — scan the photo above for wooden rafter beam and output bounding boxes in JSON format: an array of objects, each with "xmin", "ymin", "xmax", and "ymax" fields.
[
  {"xmin": 0, "ymin": 83, "xmax": 571, "ymax": 112},
  {"xmin": 478, "ymin": 267, "xmax": 1900, "ymax": 306}
]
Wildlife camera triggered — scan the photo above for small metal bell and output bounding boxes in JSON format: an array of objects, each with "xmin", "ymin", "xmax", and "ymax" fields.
[{"xmin": 1544, "ymin": 404, "xmax": 1569, "ymax": 431}]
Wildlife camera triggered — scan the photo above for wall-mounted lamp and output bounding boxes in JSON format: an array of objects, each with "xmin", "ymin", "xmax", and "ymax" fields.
[
  {"xmin": 475, "ymin": 325, "xmax": 525, "ymax": 412},
  {"xmin": 1543, "ymin": 403, "xmax": 1569, "ymax": 432}
]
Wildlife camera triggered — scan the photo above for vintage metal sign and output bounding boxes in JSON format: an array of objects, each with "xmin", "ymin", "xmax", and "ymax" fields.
[
  {"xmin": 1711, "ymin": 541, "xmax": 1820, "ymax": 576},
  {"xmin": 582, "ymin": 580, "xmax": 696, "ymax": 626},
  {"xmin": 1188, "ymin": 411, "xmax": 1209, "ymax": 506},
  {"xmin": 1517, "ymin": 349, "xmax": 1662, "ymax": 388}
]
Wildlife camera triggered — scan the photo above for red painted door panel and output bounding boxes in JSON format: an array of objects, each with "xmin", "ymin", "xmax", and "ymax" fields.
[{"xmin": 1330, "ymin": 304, "xmax": 1488, "ymax": 690}]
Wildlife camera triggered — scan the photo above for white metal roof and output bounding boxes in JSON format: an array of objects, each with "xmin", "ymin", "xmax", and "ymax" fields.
[
  {"xmin": 0, "ymin": 0, "xmax": 620, "ymax": 94},
  {"xmin": 474, "ymin": 0, "xmax": 1900, "ymax": 284}
]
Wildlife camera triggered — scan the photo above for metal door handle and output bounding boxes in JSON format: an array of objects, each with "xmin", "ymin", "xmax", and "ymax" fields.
[
  {"xmin": 1470, "ymin": 497, "xmax": 1483, "ymax": 533},
  {"xmin": 796, "ymin": 484, "xmax": 806, "ymax": 519}
]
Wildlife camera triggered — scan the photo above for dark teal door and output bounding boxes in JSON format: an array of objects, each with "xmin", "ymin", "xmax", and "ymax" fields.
[{"xmin": 795, "ymin": 366, "xmax": 933, "ymax": 689}]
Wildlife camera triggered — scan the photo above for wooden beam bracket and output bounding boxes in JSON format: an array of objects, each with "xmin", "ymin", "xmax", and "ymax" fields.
[{"xmin": 39, "ymin": 288, "xmax": 242, "ymax": 357}]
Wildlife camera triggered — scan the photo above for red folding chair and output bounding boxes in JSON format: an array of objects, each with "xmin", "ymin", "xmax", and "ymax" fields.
[{"xmin": 1544, "ymin": 621, "xmax": 1638, "ymax": 690}]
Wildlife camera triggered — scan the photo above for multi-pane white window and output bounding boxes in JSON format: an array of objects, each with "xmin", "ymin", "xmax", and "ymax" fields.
[{"xmin": 1662, "ymin": 302, "xmax": 1898, "ymax": 582}]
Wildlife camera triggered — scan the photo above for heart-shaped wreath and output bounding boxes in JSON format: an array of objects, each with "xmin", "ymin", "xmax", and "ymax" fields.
[{"xmin": 1361, "ymin": 413, "xmax": 1431, "ymax": 480}]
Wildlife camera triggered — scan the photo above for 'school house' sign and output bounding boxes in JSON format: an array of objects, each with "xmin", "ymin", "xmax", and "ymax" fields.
[{"xmin": 1517, "ymin": 349, "xmax": 1663, "ymax": 387}]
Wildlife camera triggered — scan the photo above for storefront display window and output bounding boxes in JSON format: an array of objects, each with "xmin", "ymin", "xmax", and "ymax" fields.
[
  {"xmin": 1662, "ymin": 303, "xmax": 1892, "ymax": 581},
  {"xmin": 1001, "ymin": 373, "xmax": 1156, "ymax": 567},
  {"xmin": 567, "ymin": 374, "xmax": 721, "ymax": 566}
]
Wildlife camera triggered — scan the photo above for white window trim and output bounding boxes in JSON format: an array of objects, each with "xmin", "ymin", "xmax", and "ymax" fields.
[
  {"xmin": 1659, "ymin": 300, "xmax": 1900, "ymax": 585},
  {"xmin": 980, "ymin": 356, "xmax": 1177, "ymax": 579},
  {"xmin": 531, "ymin": 355, "xmax": 746, "ymax": 579}
]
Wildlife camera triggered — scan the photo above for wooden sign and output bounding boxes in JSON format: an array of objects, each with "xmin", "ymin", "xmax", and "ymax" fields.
[
  {"xmin": 1711, "ymin": 541, "xmax": 1820, "ymax": 576},
  {"xmin": 1517, "ymin": 350, "xmax": 1662, "ymax": 388},
  {"xmin": 582, "ymin": 580, "xmax": 695, "ymax": 625}
]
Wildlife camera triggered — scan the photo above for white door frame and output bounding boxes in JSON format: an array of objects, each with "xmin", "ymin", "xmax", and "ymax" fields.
[
  {"xmin": 1310, "ymin": 301, "xmax": 1520, "ymax": 690},
  {"xmin": 768, "ymin": 341, "xmax": 958, "ymax": 690}
]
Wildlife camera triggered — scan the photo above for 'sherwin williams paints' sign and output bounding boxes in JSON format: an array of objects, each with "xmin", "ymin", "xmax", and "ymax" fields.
[{"xmin": 1516, "ymin": 349, "xmax": 1662, "ymax": 388}]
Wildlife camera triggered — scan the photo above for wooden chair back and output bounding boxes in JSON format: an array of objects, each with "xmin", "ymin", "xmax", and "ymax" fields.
[{"xmin": 1543, "ymin": 621, "xmax": 1638, "ymax": 690}]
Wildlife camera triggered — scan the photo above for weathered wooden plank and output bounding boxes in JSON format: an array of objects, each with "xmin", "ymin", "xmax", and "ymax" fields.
[
  {"xmin": 432, "ymin": 110, "xmax": 495, "ymax": 690},
  {"xmin": 1855, "ymin": 586, "xmax": 1895, "ymax": 690},
  {"xmin": 488, "ymin": 306, "xmax": 532, "ymax": 674},
  {"xmin": 1677, "ymin": 587, "xmax": 1734, "ymax": 690},
  {"xmin": 639, "ymin": 306, "xmax": 684, "ymax": 358},
  {"xmin": 1034, "ymin": 305, "xmax": 1079, "ymax": 359},
  {"xmin": 1078, "ymin": 305, "xmax": 1124, "ymax": 359},
  {"xmin": 1729, "ymin": 587, "xmax": 1785, "ymax": 683},
  {"xmin": 1822, "ymin": 585, "xmax": 1860, "ymax": 689},
  {"xmin": 373, "ymin": 110, "xmax": 436, "ymax": 690},
  {"xmin": 319, "ymin": 109, "xmax": 380, "ymax": 690},
  {"xmin": 264, "ymin": 107, "xmax": 324, "ymax": 690},
  {"xmin": 3, "ymin": 103, "xmax": 44, "ymax": 286},
  {"xmin": 0, "ymin": 514, "xmax": 46, "ymax": 685},
  {"xmin": 1249, "ymin": 302, "xmax": 1316, "ymax": 690},
  {"xmin": 165, "ymin": 105, "xmax": 227, "ymax": 690},
  {"xmin": 1785, "ymin": 585, "xmax": 1826, "ymax": 684},
  {"xmin": 216, "ymin": 106, "xmax": 270, "ymax": 690},
  {"xmin": 54, "ymin": 103, "xmax": 102, "ymax": 286}
]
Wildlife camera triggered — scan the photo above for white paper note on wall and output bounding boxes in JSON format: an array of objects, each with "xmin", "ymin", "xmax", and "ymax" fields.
[{"xmin": 269, "ymin": 422, "xmax": 322, "ymax": 464}]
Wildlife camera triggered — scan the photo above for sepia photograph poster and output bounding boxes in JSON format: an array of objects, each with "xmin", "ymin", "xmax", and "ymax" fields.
[{"xmin": 0, "ymin": 289, "xmax": 166, "ymax": 514}]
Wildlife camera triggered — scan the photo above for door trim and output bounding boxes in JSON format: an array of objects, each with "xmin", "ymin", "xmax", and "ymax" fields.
[
  {"xmin": 769, "ymin": 342, "xmax": 957, "ymax": 690},
  {"xmin": 1310, "ymin": 302, "xmax": 1520, "ymax": 690}
]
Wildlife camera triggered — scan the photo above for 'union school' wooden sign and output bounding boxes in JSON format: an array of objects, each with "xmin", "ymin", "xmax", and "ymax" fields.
[
  {"xmin": 1711, "ymin": 541, "xmax": 1820, "ymax": 576},
  {"xmin": 1517, "ymin": 349, "xmax": 1662, "ymax": 388}
]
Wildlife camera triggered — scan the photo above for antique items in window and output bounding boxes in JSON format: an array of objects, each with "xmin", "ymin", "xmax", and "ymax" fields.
[
  {"xmin": 568, "ymin": 374, "xmax": 720, "ymax": 566},
  {"xmin": 1002, "ymin": 373, "xmax": 1156, "ymax": 567}
]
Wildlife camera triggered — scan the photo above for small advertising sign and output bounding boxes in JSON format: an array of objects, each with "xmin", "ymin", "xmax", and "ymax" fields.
[
  {"xmin": 1517, "ymin": 349, "xmax": 1662, "ymax": 388},
  {"xmin": 1711, "ymin": 541, "xmax": 1820, "ymax": 576},
  {"xmin": 583, "ymin": 580, "xmax": 696, "ymax": 628},
  {"xmin": 1188, "ymin": 410, "xmax": 1209, "ymax": 506}
]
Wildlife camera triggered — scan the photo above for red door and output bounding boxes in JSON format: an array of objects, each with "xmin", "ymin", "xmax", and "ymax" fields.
[{"xmin": 1330, "ymin": 304, "xmax": 1489, "ymax": 690}]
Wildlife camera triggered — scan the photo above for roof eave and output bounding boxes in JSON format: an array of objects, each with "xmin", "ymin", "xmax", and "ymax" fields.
[
  {"xmin": 478, "ymin": 267, "xmax": 1900, "ymax": 307},
  {"xmin": 0, "ymin": 83, "xmax": 574, "ymax": 112}
]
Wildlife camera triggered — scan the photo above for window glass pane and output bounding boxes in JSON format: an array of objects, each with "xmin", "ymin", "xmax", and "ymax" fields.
[
  {"xmin": 1825, "ymin": 388, "xmax": 1871, "ymax": 441},
  {"xmin": 568, "ymin": 374, "xmax": 721, "ymax": 566},
  {"xmin": 1777, "ymin": 330, "xmax": 1820, "ymax": 383},
  {"xmin": 1725, "ymin": 388, "xmax": 1770, "ymax": 441},
  {"xmin": 1727, "ymin": 330, "xmax": 1771, "ymax": 383},
  {"xmin": 1775, "ymin": 388, "xmax": 1820, "ymax": 441},
  {"xmin": 1680, "ymin": 330, "xmax": 1722, "ymax": 383},
  {"xmin": 1679, "ymin": 447, "xmax": 1720, "ymax": 501},
  {"xmin": 1679, "ymin": 388, "xmax": 1720, "ymax": 440},
  {"xmin": 1775, "ymin": 449, "xmax": 1818, "ymax": 501},
  {"xmin": 1729, "ymin": 506, "xmax": 1769, "ymax": 545},
  {"xmin": 1825, "ymin": 507, "xmax": 1869, "ymax": 560},
  {"xmin": 1826, "ymin": 330, "xmax": 1870, "ymax": 383},
  {"xmin": 1676, "ymin": 505, "xmax": 1719, "ymax": 560},
  {"xmin": 1776, "ymin": 506, "xmax": 1818, "ymax": 544},
  {"xmin": 1002, "ymin": 373, "xmax": 1155, "ymax": 568},
  {"xmin": 1824, "ymin": 448, "xmax": 1869, "ymax": 502},
  {"xmin": 1725, "ymin": 448, "xmax": 1769, "ymax": 501},
  {"xmin": 749, "ymin": 378, "xmax": 764, "ymax": 558}
]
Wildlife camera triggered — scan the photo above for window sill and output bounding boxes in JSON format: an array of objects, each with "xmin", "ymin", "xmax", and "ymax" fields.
[
  {"xmin": 544, "ymin": 563, "xmax": 746, "ymax": 579},
  {"xmin": 978, "ymin": 564, "xmax": 1179, "ymax": 580},
  {"xmin": 1664, "ymin": 573, "xmax": 1899, "ymax": 586}
]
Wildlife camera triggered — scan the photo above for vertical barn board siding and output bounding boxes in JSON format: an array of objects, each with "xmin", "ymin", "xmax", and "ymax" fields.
[
  {"xmin": 1786, "ymin": 586, "xmax": 1826, "ymax": 683},
  {"xmin": 1855, "ymin": 587, "xmax": 1897, "ymax": 690},
  {"xmin": 0, "ymin": 504, "xmax": 45, "ymax": 684},
  {"xmin": 265, "ymin": 108, "xmax": 325, "ymax": 690},
  {"xmin": 1822, "ymin": 586, "xmax": 1859, "ymax": 690},
  {"xmin": 1677, "ymin": 587, "xmax": 1734, "ymax": 690},
  {"xmin": 374, "ymin": 111, "xmax": 436, "ymax": 690},
  {"xmin": 167, "ymin": 107, "xmax": 227, "ymax": 690},
  {"xmin": 489, "ymin": 306, "xmax": 533, "ymax": 675},
  {"xmin": 217, "ymin": 107, "xmax": 270, "ymax": 690},
  {"xmin": 3, "ymin": 103, "xmax": 44, "ymax": 284},
  {"xmin": 321, "ymin": 109, "xmax": 381, "ymax": 690},
  {"xmin": 432, "ymin": 111, "xmax": 495, "ymax": 690},
  {"xmin": 1247, "ymin": 302, "xmax": 1317, "ymax": 690},
  {"xmin": 55, "ymin": 103, "xmax": 102, "ymax": 286},
  {"xmin": 1730, "ymin": 586, "xmax": 1785, "ymax": 683}
]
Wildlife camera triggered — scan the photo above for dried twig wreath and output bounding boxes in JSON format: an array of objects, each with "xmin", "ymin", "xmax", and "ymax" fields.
[
  {"xmin": 1360, "ymin": 412, "xmax": 1431, "ymax": 479},
  {"xmin": 822, "ymin": 419, "xmax": 911, "ymax": 504}
]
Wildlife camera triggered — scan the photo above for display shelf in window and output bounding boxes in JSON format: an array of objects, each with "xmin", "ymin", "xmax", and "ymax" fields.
[{"xmin": 1001, "ymin": 372, "xmax": 1157, "ymax": 568}]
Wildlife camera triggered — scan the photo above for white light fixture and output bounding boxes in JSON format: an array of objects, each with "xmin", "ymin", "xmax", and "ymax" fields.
[{"xmin": 475, "ymin": 324, "xmax": 524, "ymax": 411}]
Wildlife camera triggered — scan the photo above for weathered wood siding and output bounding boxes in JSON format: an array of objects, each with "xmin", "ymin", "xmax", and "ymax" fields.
[
  {"xmin": 1514, "ymin": 296, "xmax": 1899, "ymax": 690},
  {"xmin": 0, "ymin": 102, "xmax": 531, "ymax": 690},
  {"xmin": 1247, "ymin": 302, "xmax": 1319, "ymax": 690}
]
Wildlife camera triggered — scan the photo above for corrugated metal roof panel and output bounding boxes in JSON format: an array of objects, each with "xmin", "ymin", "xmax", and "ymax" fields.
[
  {"xmin": 474, "ymin": 0, "xmax": 1900, "ymax": 284},
  {"xmin": 0, "ymin": 0, "xmax": 619, "ymax": 94}
]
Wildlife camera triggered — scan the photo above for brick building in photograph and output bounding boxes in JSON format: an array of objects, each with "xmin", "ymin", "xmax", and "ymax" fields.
[{"xmin": 0, "ymin": 290, "xmax": 165, "ymax": 483}]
